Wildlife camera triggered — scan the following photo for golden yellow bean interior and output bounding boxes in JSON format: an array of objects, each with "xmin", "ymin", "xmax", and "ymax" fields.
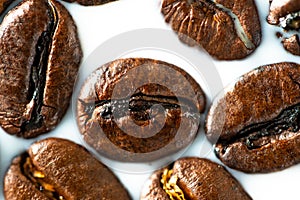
[{"xmin": 161, "ymin": 169, "xmax": 186, "ymax": 200}]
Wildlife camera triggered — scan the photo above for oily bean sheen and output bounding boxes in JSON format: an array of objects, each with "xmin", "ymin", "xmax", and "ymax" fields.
[
  {"xmin": 77, "ymin": 58, "xmax": 205, "ymax": 162},
  {"xmin": 62, "ymin": 0, "xmax": 116, "ymax": 6},
  {"xmin": 205, "ymin": 62, "xmax": 300, "ymax": 173},
  {"xmin": 161, "ymin": 0, "xmax": 261, "ymax": 60},
  {"xmin": 4, "ymin": 138, "xmax": 131, "ymax": 200},
  {"xmin": 0, "ymin": 0, "xmax": 82, "ymax": 138},
  {"xmin": 140, "ymin": 157, "xmax": 251, "ymax": 200}
]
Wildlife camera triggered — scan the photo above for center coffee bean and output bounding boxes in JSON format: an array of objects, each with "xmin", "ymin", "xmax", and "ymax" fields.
[
  {"xmin": 161, "ymin": 0, "xmax": 261, "ymax": 60},
  {"xmin": 205, "ymin": 62, "xmax": 300, "ymax": 173},
  {"xmin": 76, "ymin": 58, "xmax": 206, "ymax": 162},
  {"xmin": 0, "ymin": 0, "xmax": 82, "ymax": 138}
]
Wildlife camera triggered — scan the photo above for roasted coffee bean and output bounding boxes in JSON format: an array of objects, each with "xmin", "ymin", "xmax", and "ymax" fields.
[
  {"xmin": 0, "ymin": 0, "xmax": 82, "ymax": 138},
  {"xmin": 161, "ymin": 0, "xmax": 261, "ymax": 60},
  {"xmin": 140, "ymin": 157, "xmax": 251, "ymax": 200},
  {"xmin": 62, "ymin": 0, "xmax": 116, "ymax": 6},
  {"xmin": 4, "ymin": 138, "xmax": 131, "ymax": 200},
  {"xmin": 267, "ymin": 0, "xmax": 300, "ymax": 56},
  {"xmin": 77, "ymin": 58, "xmax": 205, "ymax": 162},
  {"xmin": 282, "ymin": 34, "xmax": 300, "ymax": 56},
  {"xmin": 267, "ymin": 0, "xmax": 300, "ymax": 28},
  {"xmin": 0, "ymin": 0, "xmax": 12, "ymax": 15},
  {"xmin": 205, "ymin": 62, "xmax": 300, "ymax": 173}
]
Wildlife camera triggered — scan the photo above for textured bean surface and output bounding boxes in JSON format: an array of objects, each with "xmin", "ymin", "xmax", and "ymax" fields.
[
  {"xmin": 140, "ymin": 157, "xmax": 251, "ymax": 200},
  {"xmin": 267, "ymin": 0, "xmax": 300, "ymax": 56},
  {"xmin": 206, "ymin": 62, "xmax": 300, "ymax": 173},
  {"xmin": 4, "ymin": 138, "xmax": 131, "ymax": 200},
  {"xmin": 77, "ymin": 58, "xmax": 205, "ymax": 162},
  {"xmin": 267, "ymin": 0, "xmax": 300, "ymax": 25},
  {"xmin": 161, "ymin": 0, "xmax": 261, "ymax": 60},
  {"xmin": 0, "ymin": 0, "xmax": 82, "ymax": 138},
  {"xmin": 282, "ymin": 34, "xmax": 300, "ymax": 56}
]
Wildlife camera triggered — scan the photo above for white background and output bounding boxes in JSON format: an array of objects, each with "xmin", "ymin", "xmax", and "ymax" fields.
[{"xmin": 0, "ymin": 0, "xmax": 300, "ymax": 199}]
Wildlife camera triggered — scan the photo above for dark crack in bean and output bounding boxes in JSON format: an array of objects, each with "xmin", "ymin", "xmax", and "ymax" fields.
[
  {"xmin": 0, "ymin": 0, "xmax": 82, "ymax": 138},
  {"xmin": 20, "ymin": 1, "xmax": 58, "ymax": 133},
  {"xmin": 206, "ymin": 62, "xmax": 300, "ymax": 173},
  {"xmin": 77, "ymin": 58, "xmax": 205, "ymax": 162},
  {"xmin": 217, "ymin": 103, "xmax": 300, "ymax": 154}
]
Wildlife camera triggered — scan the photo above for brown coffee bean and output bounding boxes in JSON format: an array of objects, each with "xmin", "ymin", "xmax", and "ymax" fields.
[
  {"xmin": 140, "ymin": 157, "xmax": 251, "ymax": 200},
  {"xmin": 282, "ymin": 34, "xmax": 300, "ymax": 56},
  {"xmin": 62, "ymin": 0, "xmax": 116, "ymax": 6},
  {"xmin": 0, "ymin": 0, "xmax": 12, "ymax": 15},
  {"xmin": 205, "ymin": 62, "xmax": 300, "ymax": 173},
  {"xmin": 161, "ymin": 0, "xmax": 261, "ymax": 60},
  {"xmin": 267, "ymin": 0, "xmax": 300, "ymax": 56},
  {"xmin": 0, "ymin": 0, "xmax": 82, "ymax": 138},
  {"xmin": 4, "ymin": 138, "xmax": 131, "ymax": 200},
  {"xmin": 267, "ymin": 0, "xmax": 300, "ymax": 28},
  {"xmin": 76, "ymin": 58, "xmax": 205, "ymax": 162}
]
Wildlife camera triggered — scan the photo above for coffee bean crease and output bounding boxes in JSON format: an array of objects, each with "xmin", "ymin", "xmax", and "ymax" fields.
[
  {"xmin": 161, "ymin": 0, "xmax": 261, "ymax": 60},
  {"xmin": 217, "ymin": 103, "xmax": 300, "ymax": 153},
  {"xmin": 21, "ymin": 1, "xmax": 58, "ymax": 133}
]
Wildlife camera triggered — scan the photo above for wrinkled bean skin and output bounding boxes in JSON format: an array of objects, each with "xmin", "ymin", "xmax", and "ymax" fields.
[
  {"xmin": 140, "ymin": 157, "xmax": 251, "ymax": 200},
  {"xmin": 77, "ymin": 58, "xmax": 206, "ymax": 162},
  {"xmin": 4, "ymin": 138, "xmax": 131, "ymax": 199},
  {"xmin": 161, "ymin": 0, "xmax": 261, "ymax": 60},
  {"xmin": 206, "ymin": 62, "xmax": 300, "ymax": 173},
  {"xmin": 0, "ymin": 0, "xmax": 82, "ymax": 138}
]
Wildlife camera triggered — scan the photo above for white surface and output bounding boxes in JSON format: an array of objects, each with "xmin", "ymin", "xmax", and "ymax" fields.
[{"xmin": 0, "ymin": 0, "xmax": 300, "ymax": 199}]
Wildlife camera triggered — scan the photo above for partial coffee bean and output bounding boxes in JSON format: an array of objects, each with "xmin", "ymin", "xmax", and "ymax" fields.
[
  {"xmin": 4, "ymin": 138, "xmax": 131, "ymax": 200},
  {"xmin": 282, "ymin": 34, "xmax": 300, "ymax": 56},
  {"xmin": 267, "ymin": 0, "xmax": 300, "ymax": 28},
  {"xmin": 161, "ymin": 0, "xmax": 261, "ymax": 60},
  {"xmin": 62, "ymin": 0, "xmax": 116, "ymax": 6},
  {"xmin": 0, "ymin": 0, "xmax": 82, "ymax": 138},
  {"xmin": 77, "ymin": 58, "xmax": 205, "ymax": 162},
  {"xmin": 206, "ymin": 62, "xmax": 300, "ymax": 173},
  {"xmin": 140, "ymin": 157, "xmax": 251, "ymax": 200},
  {"xmin": 267, "ymin": 0, "xmax": 300, "ymax": 56},
  {"xmin": 0, "ymin": 0, "xmax": 12, "ymax": 15}
]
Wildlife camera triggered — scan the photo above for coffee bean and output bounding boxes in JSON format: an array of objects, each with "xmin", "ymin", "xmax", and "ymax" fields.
[
  {"xmin": 0, "ymin": 0, "xmax": 82, "ymax": 138},
  {"xmin": 4, "ymin": 138, "xmax": 131, "ymax": 200},
  {"xmin": 0, "ymin": 0, "xmax": 12, "ymax": 15},
  {"xmin": 161, "ymin": 0, "xmax": 261, "ymax": 60},
  {"xmin": 140, "ymin": 157, "xmax": 251, "ymax": 200},
  {"xmin": 205, "ymin": 62, "xmax": 300, "ymax": 173},
  {"xmin": 267, "ymin": 0, "xmax": 300, "ymax": 56},
  {"xmin": 267, "ymin": 0, "xmax": 300, "ymax": 28},
  {"xmin": 76, "ymin": 58, "xmax": 205, "ymax": 162},
  {"xmin": 282, "ymin": 34, "xmax": 300, "ymax": 56},
  {"xmin": 62, "ymin": 0, "xmax": 116, "ymax": 6}
]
